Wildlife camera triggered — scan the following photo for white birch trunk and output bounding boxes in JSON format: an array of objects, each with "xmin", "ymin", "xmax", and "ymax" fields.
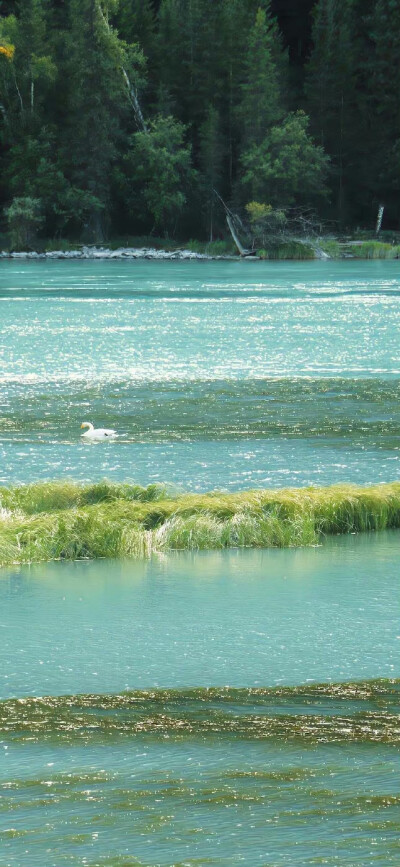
[
  {"xmin": 121, "ymin": 67, "xmax": 147, "ymax": 133},
  {"xmin": 376, "ymin": 204, "xmax": 384, "ymax": 235},
  {"xmin": 96, "ymin": 1, "xmax": 147, "ymax": 133},
  {"xmin": 12, "ymin": 69, "xmax": 24, "ymax": 112}
]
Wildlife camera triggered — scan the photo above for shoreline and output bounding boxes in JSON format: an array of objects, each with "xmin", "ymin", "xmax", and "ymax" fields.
[
  {"xmin": 1, "ymin": 241, "xmax": 400, "ymax": 261},
  {"xmin": 1, "ymin": 480, "xmax": 400, "ymax": 567},
  {"xmin": 0, "ymin": 246, "xmax": 236, "ymax": 261}
]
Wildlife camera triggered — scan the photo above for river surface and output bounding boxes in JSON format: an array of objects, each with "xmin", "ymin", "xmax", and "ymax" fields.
[
  {"xmin": 1, "ymin": 259, "xmax": 400, "ymax": 489},
  {"xmin": 1, "ymin": 259, "xmax": 400, "ymax": 865},
  {"xmin": 0, "ymin": 532, "xmax": 399, "ymax": 700},
  {"xmin": 1, "ymin": 535, "xmax": 400, "ymax": 865}
]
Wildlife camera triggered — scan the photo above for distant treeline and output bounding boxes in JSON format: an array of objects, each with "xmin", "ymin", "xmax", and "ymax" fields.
[{"xmin": 0, "ymin": 0, "xmax": 398, "ymax": 244}]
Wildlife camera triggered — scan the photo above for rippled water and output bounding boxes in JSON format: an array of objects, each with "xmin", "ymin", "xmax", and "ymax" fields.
[
  {"xmin": 1, "ymin": 682, "xmax": 399, "ymax": 867},
  {"xmin": 1, "ymin": 259, "xmax": 400, "ymax": 488}
]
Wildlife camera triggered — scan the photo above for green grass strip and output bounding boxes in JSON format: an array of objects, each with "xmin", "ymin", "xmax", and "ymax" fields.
[{"xmin": 1, "ymin": 480, "xmax": 400, "ymax": 566}]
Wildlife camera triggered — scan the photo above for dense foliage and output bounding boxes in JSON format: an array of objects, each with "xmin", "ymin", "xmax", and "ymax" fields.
[{"xmin": 0, "ymin": 0, "xmax": 397, "ymax": 244}]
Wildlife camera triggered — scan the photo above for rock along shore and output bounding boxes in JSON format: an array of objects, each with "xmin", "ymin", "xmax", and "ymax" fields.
[{"xmin": 0, "ymin": 246, "xmax": 235, "ymax": 261}]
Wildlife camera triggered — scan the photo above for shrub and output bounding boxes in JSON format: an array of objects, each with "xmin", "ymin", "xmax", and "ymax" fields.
[{"xmin": 6, "ymin": 197, "xmax": 44, "ymax": 250}]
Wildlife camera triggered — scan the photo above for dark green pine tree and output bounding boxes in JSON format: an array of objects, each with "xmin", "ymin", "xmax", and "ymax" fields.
[
  {"xmin": 218, "ymin": 0, "xmax": 263, "ymax": 188},
  {"xmin": 199, "ymin": 104, "xmax": 224, "ymax": 240},
  {"xmin": 154, "ymin": 0, "xmax": 183, "ymax": 117},
  {"xmin": 238, "ymin": 5, "xmax": 285, "ymax": 153},
  {"xmin": 238, "ymin": 5, "xmax": 328, "ymax": 209},
  {"xmin": 367, "ymin": 0, "xmax": 400, "ymax": 224},
  {"xmin": 61, "ymin": 0, "xmax": 132, "ymax": 241},
  {"xmin": 156, "ymin": 0, "xmax": 222, "ymax": 129},
  {"xmin": 156, "ymin": 0, "xmax": 289, "ymax": 200},
  {"xmin": 114, "ymin": 0, "xmax": 157, "ymax": 114},
  {"xmin": 115, "ymin": 0, "xmax": 156, "ymax": 58},
  {"xmin": 305, "ymin": 0, "xmax": 361, "ymax": 221}
]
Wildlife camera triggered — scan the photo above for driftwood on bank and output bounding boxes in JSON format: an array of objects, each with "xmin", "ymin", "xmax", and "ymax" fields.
[
  {"xmin": 214, "ymin": 190, "xmax": 255, "ymax": 256},
  {"xmin": 226, "ymin": 213, "xmax": 250, "ymax": 256},
  {"xmin": 214, "ymin": 193, "xmax": 338, "ymax": 258}
]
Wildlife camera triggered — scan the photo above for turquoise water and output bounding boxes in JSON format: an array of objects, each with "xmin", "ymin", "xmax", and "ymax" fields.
[
  {"xmin": 1, "ymin": 684, "xmax": 400, "ymax": 867},
  {"xmin": 1, "ymin": 259, "xmax": 400, "ymax": 865},
  {"xmin": 1, "ymin": 535, "xmax": 400, "ymax": 866},
  {"xmin": 0, "ymin": 533, "xmax": 399, "ymax": 700},
  {"xmin": 1, "ymin": 259, "xmax": 400, "ymax": 489}
]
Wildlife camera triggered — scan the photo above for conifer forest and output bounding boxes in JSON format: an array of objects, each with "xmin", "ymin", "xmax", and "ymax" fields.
[{"xmin": 0, "ymin": 0, "xmax": 398, "ymax": 245}]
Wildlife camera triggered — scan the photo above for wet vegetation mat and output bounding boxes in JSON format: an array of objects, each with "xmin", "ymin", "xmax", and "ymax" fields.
[{"xmin": 1, "ymin": 679, "xmax": 399, "ymax": 745}]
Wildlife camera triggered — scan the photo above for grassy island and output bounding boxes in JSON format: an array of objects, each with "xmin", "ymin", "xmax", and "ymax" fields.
[{"xmin": 1, "ymin": 480, "xmax": 400, "ymax": 567}]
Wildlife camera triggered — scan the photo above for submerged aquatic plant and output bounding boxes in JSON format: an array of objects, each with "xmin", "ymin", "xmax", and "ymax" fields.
[
  {"xmin": 0, "ymin": 679, "xmax": 399, "ymax": 744},
  {"xmin": 1, "ymin": 480, "xmax": 400, "ymax": 566}
]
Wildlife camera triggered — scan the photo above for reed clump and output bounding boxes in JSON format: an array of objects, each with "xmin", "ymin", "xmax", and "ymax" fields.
[
  {"xmin": 0, "ymin": 480, "xmax": 168, "ymax": 515},
  {"xmin": 1, "ymin": 481, "xmax": 400, "ymax": 566},
  {"xmin": 257, "ymin": 242, "xmax": 315, "ymax": 260},
  {"xmin": 353, "ymin": 241, "xmax": 400, "ymax": 259},
  {"xmin": 186, "ymin": 238, "xmax": 236, "ymax": 256}
]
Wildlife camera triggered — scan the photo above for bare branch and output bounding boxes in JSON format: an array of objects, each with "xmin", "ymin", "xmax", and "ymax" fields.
[{"xmin": 12, "ymin": 67, "xmax": 24, "ymax": 113}]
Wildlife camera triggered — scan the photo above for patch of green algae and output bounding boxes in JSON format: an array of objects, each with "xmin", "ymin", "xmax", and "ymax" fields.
[{"xmin": 1, "ymin": 680, "xmax": 399, "ymax": 745}]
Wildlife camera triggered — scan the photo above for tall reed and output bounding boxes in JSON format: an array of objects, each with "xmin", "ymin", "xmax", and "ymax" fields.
[
  {"xmin": 258, "ymin": 242, "xmax": 315, "ymax": 260},
  {"xmin": 1, "ymin": 481, "xmax": 400, "ymax": 566},
  {"xmin": 353, "ymin": 241, "xmax": 400, "ymax": 259}
]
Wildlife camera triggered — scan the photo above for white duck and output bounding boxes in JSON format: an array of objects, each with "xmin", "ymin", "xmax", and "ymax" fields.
[{"xmin": 80, "ymin": 422, "xmax": 117, "ymax": 440}]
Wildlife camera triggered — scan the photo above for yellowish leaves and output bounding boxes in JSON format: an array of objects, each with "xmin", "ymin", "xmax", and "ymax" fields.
[
  {"xmin": 0, "ymin": 42, "xmax": 15, "ymax": 61},
  {"xmin": 245, "ymin": 201, "xmax": 273, "ymax": 223}
]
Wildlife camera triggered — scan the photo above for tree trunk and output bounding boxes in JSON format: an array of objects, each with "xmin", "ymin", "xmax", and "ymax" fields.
[
  {"xmin": 97, "ymin": 1, "xmax": 148, "ymax": 133},
  {"xmin": 226, "ymin": 213, "xmax": 248, "ymax": 255},
  {"xmin": 376, "ymin": 204, "xmax": 384, "ymax": 235},
  {"xmin": 122, "ymin": 67, "xmax": 148, "ymax": 132}
]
